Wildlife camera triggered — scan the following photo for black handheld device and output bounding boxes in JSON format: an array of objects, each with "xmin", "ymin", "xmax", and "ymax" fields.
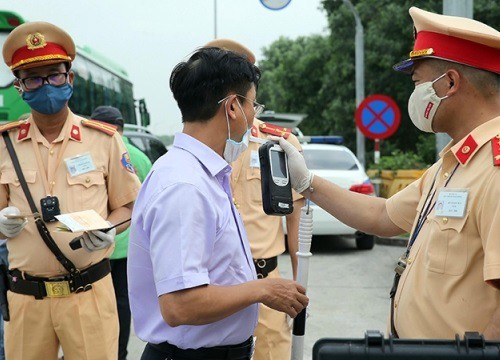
[
  {"xmin": 40, "ymin": 196, "xmax": 60, "ymax": 222},
  {"xmin": 258, "ymin": 141, "xmax": 293, "ymax": 216}
]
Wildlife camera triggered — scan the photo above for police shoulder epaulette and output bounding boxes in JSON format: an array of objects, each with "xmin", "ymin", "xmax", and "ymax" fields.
[
  {"xmin": 0, "ymin": 120, "xmax": 25, "ymax": 134},
  {"xmin": 259, "ymin": 122, "xmax": 291, "ymax": 139},
  {"xmin": 491, "ymin": 134, "xmax": 500, "ymax": 166},
  {"xmin": 81, "ymin": 119, "xmax": 117, "ymax": 136}
]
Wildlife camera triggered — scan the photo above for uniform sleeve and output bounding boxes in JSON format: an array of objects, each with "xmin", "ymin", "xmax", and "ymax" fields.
[
  {"xmin": 477, "ymin": 170, "xmax": 500, "ymax": 283},
  {"xmin": 129, "ymin": 146, "xmax": 153, "ymax": 182},
  {"xmin": 142, "ymin": 181, "xmax": 216, "ymax": 296},
  {"xmin": 107, "ymin": 133, "xmax": 141, "ymax": 210},
  {"xmin": 385, "ymin": 168, "xmax": 433, "ymax": 233}
]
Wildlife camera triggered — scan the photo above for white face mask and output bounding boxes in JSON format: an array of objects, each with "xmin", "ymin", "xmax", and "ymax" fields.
[
  {"xmin": 408, "ymin": 73, "xmax": 448, "ymax": 133},
  {"xmin": 223, "ymin": 98, "xmax": 251, "ymax": 163}
]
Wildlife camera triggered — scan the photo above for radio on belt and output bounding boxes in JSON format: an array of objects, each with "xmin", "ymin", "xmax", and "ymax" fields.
[{"xmin": 258, "ymin": 141, "xmax": 293, "ymax": 216}]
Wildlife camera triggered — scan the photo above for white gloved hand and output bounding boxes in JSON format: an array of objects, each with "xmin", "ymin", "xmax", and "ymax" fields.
[
  {"xmin": 0, "ymin": 207, "xmax": 28, "ymax": 238},
  {"xmin": 276, "ymin": 137, "xmax": 314, "ymax": 193},
  {"xmin": 80, "ymin": 221, "xmax": 116, "ymax": 252}
]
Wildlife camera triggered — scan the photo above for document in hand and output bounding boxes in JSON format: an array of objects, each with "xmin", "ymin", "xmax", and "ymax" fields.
[{"xmin": 55, "ymin": 210, "xmax": 109, "ymax": 232}]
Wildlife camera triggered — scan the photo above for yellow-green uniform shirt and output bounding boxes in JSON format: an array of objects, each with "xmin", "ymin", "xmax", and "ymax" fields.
[{"xmin": 111, "ymin": 136, "xmax": 153, "ymax": 259}]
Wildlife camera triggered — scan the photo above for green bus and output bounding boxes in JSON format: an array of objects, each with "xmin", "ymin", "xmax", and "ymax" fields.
[{"xmin": 0, "ymin": 10, "xmax": 149, "ymax": 126}]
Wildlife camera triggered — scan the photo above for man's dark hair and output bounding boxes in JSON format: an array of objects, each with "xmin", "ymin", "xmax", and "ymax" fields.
[{"xmin": 169, "ymin": 47, "xmax": 261, "ymax": 122}]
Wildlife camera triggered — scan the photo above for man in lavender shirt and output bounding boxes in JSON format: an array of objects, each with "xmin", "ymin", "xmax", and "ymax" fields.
[{"xmin": 128, "ymin": 47, "xmax": 309, "ymax": 360}]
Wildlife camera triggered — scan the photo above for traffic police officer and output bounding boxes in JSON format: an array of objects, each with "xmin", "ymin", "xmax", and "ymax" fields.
[
  {"xmin": 0, "ymin": 21, "xmax": 141, "ymax": 359},
  {"xmin": 278, "ymin": 7, "xmax": 500, "ymax": 339},
  {"xmin": 205, "ymin": 39, "xmax": 305, "ymax": 359}
]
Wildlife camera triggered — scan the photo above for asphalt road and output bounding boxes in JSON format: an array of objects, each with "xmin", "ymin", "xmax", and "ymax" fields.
[{"xmin": 127, "ymin": 236, "xmax": 403, "ymax": 360}]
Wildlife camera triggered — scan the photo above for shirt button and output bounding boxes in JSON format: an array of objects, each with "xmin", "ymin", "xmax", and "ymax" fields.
[
  {"xmin": 443, "ymin": 172, "xmax": 449, "ymax": 178},
  {"xmin": 394, "ymin": 302, "xmax": 398, "ymax": 308},
  {"xmin": 407, "ymin": 258, "xmax": 412, "ymax": 264},
  {"xmin": 85, "ymin": 177, "xmax": 91, "ymax": 183},
  {"xmin": 49, "ymin": 150, "xmax": 54, "ymax": 155},
  {"xmin": 51, "ymin": 181, "xmax": 56, "ymax": 186},
  {"xmin": 442, "ymin": 217, "xmax": 448, "ymax": 224}
]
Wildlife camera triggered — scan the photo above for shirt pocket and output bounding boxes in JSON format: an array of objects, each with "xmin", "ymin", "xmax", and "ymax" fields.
[
  {"xmin": 0, "ymin": 170, "xmax": 37, "ymax": 186},
  {"xmin": 66, "ymin": 172, "xmax": 106, "ymax": 211},
  {"xmin": 424, "ymin": 212, "xmax": 469, "ymax": 276},
  {"xmin": 245, "ymin": 167, "xmax": 262, "ymax": 203}
]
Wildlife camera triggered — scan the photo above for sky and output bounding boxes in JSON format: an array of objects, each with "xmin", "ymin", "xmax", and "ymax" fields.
[{"xmin": 1, "ymin": 0, "xmax": 329, "ymax": 136}]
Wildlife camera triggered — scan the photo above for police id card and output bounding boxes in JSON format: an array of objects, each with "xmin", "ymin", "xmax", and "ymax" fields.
[
  {"xmin": 434, "ymin": 188, "xmax": 469, "ymax": 218},
  {"xmin": 65, "ymin": 152, "xmax": 96, "ymax": 177}
]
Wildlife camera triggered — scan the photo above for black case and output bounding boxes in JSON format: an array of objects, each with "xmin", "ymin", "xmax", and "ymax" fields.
[
  {"xmin": 258, "ymin": 142, "xmax": 293, "ymax": 216},
  {"xmin": 313, "ymin": 331, "xmax": 500, "ymax": 359}
]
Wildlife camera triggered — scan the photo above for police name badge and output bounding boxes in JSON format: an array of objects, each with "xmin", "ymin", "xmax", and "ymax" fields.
[
  {"xmin": 434, "ymin": 188, "xmax": 468, "ymax": 218},
  {"xmin": 65, "ymin": 153, "xmax": 96, "ymax": 177},
  {"xmin": 250, "ymin": 150, "xmax": 260, "ymax": 168}
]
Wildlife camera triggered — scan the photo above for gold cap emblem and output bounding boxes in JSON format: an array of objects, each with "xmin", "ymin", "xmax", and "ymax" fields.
[
  {"xmin": 409, "ymin": 48, "xmax": 434, "ymax": 59},
  {"xmin": 26, "ymin": 32, "xmax": 47, "ymax": 50}
]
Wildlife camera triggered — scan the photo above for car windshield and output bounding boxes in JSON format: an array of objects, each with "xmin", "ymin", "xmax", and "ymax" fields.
[{"xmin": 303, "ymin": 149, "xmax": 359, "ymax": 170}]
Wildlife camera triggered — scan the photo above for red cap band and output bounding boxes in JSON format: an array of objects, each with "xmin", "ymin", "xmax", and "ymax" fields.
[
  {"xmin": 11, "ymin": 42, "xmax": 71, "ymax": 70},
  {"xmin": 413, "ymin": 31, "xmax": 500, "ymax": 73}
]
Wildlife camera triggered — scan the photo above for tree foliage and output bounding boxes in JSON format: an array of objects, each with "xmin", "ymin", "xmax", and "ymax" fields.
[{"xmin": 258, "ymin": 0, "xmax": 499, "ymax": 167}]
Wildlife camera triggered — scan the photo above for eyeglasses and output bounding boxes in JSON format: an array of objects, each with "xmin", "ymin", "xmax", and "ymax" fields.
[
  {"xmin": 218, "ymin": 94, "xmax": 265, "ymax": 117},
  {"xmin": 19, "ymin": 72, "xmax": 69, "ymax": 91}
]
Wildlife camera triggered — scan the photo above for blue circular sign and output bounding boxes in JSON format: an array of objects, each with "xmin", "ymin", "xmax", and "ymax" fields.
[
  {"xmin": 260, "ymin": 0, "xmax": 292, "ymax": 11},
  {"xmin": 355, "ymin": 94, "xmax": 401, "ymax": 140}
]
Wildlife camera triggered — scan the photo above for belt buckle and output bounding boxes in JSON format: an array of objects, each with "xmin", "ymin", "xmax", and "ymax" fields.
[{"xmin": 45, "ymin": 280, "xmax": 71, "ymax": 297}]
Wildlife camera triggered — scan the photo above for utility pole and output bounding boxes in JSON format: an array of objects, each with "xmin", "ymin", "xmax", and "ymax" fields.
[
  {"xmin": 436, "ymin": 0, "xmax": 473, "ymax": 157},
  {"xmin": 342, "ymin": 0, "xmax": 365, "ymax": 167},
  {"xmin": 214, "ymin": 0, "xmax": 218, "ymax": 39}
]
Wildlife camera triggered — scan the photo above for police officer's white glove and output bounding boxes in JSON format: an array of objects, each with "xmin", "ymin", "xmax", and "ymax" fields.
[
  {"xmin": 0, "ymin": 207, "xmax": 28, "ymax": 238},
  {"xmin": 275, "ymin": 137, "xmax": 314, "ymax": 194},
  {"xmin": 80, "ymin": 222, "xmax": 116, "ymax": 252}
]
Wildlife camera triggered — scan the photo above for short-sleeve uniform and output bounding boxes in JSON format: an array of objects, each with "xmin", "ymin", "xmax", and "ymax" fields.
[
  {"xmin": 0, "ymin": 112, "xmax": 141, "ymax": 359},
  {"xmin": 386, "ymin": 116, "xmax": 500, "ymax": 338},
  {"xmin": 230, "ymin": 119, "xmax": 303, "ymax": 359}
]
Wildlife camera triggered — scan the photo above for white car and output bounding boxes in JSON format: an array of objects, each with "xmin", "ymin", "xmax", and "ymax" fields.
[{"xmin": 301, "ymin": 143, "xmax": 376, "ymax": 250}]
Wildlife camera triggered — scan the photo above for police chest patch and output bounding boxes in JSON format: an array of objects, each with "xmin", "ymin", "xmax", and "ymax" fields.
[{"xmin": 121, "ymin": 152, "xmax": 135, "ymax": 173}]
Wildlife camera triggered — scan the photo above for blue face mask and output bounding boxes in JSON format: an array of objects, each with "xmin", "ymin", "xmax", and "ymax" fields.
[{"xmin": 22, "ymin": 83, "xmax": 73, "ymax": 115}]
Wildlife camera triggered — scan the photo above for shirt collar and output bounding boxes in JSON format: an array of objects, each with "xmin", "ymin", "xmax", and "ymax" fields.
[
  {"xmin": 19, "ymin": 110, "xmax": 82, "ymax": 144},
  {"xmin": 173, "ymin": 132, "xmax": 231, "ymax": 177},
  {"xmin": 439, "ymin": 116, "xmax": 500, "ymax": 166}
]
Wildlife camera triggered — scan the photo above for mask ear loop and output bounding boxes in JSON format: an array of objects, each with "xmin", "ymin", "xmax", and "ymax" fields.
[
  {"xmin": 223, "ymin": 99, "xmax": 231, "ymax": 140},
  {"xmin": 432, "ymin": 73, "xmax": 449, "ymax": 100}
]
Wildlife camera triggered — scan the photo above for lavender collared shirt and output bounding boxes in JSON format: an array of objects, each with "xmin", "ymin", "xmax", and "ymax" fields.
[{"xmin": 128, "ymin": 132, "xmax": 258, "ymax": 349}]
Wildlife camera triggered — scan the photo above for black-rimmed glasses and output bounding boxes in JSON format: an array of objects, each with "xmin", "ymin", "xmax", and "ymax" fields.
[{"xmin": 19, "ymin": 72, "xmax": 69, "ymax": 91}]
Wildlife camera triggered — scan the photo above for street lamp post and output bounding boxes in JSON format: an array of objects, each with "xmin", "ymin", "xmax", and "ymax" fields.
[
  {"xmin": 342, "ymin": 0, "xmax": 365, "ymax": 167},
  {"xmin": 213, "ymin": 0, "xmax": 218, "ymax": 39}
]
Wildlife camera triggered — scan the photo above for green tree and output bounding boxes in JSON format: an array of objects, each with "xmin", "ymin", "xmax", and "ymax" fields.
[{"xmin": 258, "ymin": 0, "xmax": 499, "ymax": 167}]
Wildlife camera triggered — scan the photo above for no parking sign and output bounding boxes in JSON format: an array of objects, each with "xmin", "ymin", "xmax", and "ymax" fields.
[{"xmin": 355, "ymin": 94, "xmax": 400, "ymax": 140}]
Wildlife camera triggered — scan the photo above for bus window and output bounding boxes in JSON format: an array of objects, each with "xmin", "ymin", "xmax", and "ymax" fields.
[{"xmin": 0, "ymin": 33, "xmax": 14, "ymax": 88}]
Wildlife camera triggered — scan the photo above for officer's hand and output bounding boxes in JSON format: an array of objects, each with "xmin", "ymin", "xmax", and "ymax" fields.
[
  {"xmin": 275, "ymin": 137, "xmax": 313, "ymax": 193},
  {"xmin": 259, "ymin": 278, "xmax": 309, "ymax": 318},
  {"xmin": 80, "ymin": 222, "xmax": 116, "ymax": 252},
  {"xmin": 0, "ymin": 207, "xmax": 27, "ymax": 238}
]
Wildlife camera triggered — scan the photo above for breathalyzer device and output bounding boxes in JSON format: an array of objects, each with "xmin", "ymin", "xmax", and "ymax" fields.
[{"xmin": 258, "ymin": 141, "xmax": 293, "ymax": 216}]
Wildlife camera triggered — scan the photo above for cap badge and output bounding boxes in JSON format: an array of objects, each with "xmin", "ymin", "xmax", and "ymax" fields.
[
  {"xmin": 26, "ymin": 32, "xmax": 47, "ymax": 50},
  {"xmin": 410, "ymin": 48, "xmax": 434, "ymax": 59}
]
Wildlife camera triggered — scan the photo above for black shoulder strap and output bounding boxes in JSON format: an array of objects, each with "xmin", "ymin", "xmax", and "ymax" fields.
[{"xmin": 1, "ymin": 131, "xmax": 79, "ymax": 275}]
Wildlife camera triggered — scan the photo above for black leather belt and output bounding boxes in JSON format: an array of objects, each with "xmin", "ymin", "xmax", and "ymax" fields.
[
  {"xmin": 8, "ymin": 258, "xmax": 111, "ymax": 300},
  {"xmin": 149, "ymin": 337, "xmax": 253, "ymax": 359},
  {"xmin": 253, "ymin": 256, "xmax": 278, "ymax": 279}
]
